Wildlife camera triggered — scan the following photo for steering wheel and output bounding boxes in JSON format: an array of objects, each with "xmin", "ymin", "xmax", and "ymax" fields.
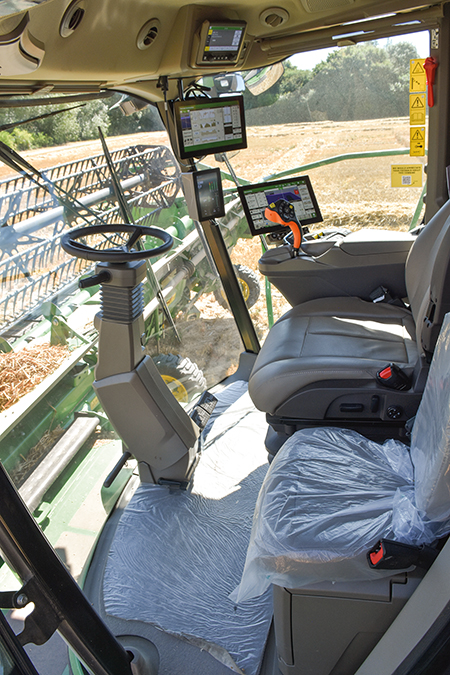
[{"xmin": 61, "ymin": 224, "xmax": 173, "ymax": 262}]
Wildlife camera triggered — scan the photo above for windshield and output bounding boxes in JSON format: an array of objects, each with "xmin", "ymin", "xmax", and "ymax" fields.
[{"xmin": 0, "ymin": 34, "xmax": 429, "ymax": 409}]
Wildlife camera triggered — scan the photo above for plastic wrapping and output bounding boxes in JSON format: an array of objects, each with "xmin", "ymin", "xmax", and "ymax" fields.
[
  {"xmin": 232, "ymin": 315, "xmax": 450, "ymax": 603},
  {"xmin": 411, "ymin": 313, "xmax": 450, "ymax": 524},
  {"xmin": 103, "ymin": 380, "xmax": 272, "ymax": 675},
  {"xmin": 230, "ymin": 428, "xmax": 418, "ymax": 602}
]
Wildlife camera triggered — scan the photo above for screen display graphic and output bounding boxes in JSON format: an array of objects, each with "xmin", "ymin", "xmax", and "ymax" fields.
[
  {"xmin": 174, "ymin": 96, "xmax": 247, "ymax": 159},
  {"xmin": 238, "ymin": 176, "xmax": 323, "ymax": 237},
  {"xmin": 194, "ymin": 168, "xmax": 225, "ymax": 221},
  {"xmin": 202, "ymin": 25, "xmax": 245, "ymax": 62},
  {"xmin": 195, "ymin": 22, "xmax": 246, "ymax": 65}
]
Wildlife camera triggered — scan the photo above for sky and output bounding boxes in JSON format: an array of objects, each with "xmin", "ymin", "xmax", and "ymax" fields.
[{"xmin": 288, "ymin": 30, "xmax": 430, "ymax": 70}]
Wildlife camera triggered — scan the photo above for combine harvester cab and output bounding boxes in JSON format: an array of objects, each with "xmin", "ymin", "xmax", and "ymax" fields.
[{"xmin": 1, "ymin": 2, "xmax": 450, "ymax": 675}]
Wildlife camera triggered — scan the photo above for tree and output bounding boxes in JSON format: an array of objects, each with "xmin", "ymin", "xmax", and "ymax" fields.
[
  {"xmin": 301, "ymin": 41, "xmax": 419, "ymax": 121},
  {"xmin": 279, "ymin": 60, "xmax": 311, "ymax": 96},
  {"xmin": 243, "ymin": 82, "xmax": 280, "ymax": 111},
  {"xmin": 107, "ymin": 96, "xmax": 164, "ymax": 136}
]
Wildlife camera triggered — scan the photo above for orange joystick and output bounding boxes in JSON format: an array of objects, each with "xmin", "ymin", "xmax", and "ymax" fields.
[{"xmin": 264, "ymin": 199, "xmax": 302, "ymax": 254}]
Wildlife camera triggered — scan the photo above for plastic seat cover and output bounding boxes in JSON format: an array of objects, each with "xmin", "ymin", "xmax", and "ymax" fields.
[{"xmin": 231, "ymin": 313, "xmax": 450, "ymax": 603}]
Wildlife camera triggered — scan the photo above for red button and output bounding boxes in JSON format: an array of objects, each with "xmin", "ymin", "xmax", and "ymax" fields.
[
  {"xmin": 379, "ymin": 367, "xmax": 392, "ymax": 380},
  {"xmin": 370, "ymin": 546, "xmax": 385, "ymax": 565}
]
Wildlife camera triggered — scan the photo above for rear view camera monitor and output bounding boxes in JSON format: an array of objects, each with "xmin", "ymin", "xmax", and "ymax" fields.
[
  {"xmin": 174, "ymin": 96, "xmax": 247, "ymax": 160},
  {"xmin": 238, "ymin": 176, "xmax": 323, "ymax": 236}
]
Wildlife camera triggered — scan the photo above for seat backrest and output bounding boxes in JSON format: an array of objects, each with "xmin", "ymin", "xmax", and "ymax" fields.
[
  {"xmin": 411, "ymin": 312, "xmax": 450, "ymax": 523},
  {"xmin": 406, "ymin": 200, "xmax": 450, "ymax": 354}
]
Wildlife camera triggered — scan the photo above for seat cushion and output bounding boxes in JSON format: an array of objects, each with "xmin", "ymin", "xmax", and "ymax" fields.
[
  {"xmin": 230, "ymin": 427, "xmax": 425, "ymax": 604},
  {"xmin": 249, "ymin": 297, "xmax": 417, "ymax": 415}
]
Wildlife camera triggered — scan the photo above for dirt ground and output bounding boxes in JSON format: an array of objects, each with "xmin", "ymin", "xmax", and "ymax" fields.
[{"xmin": 2, "ymin": 117, "xmax": 425, "ymax": 391}]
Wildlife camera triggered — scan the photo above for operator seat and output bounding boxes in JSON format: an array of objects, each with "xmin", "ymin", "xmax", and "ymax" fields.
[
  {"xmin": 232, "ymin": 312, "xmax": 450, "ymax": 675},
  {"xmin": 249, "ymin": 199, "xmax": 450, "ymax": 440}
]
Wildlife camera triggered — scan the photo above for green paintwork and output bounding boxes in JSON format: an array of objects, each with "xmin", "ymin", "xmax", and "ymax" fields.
[{"xmin": 1, "ymin": 364, "xmax": 98, "ymax": 474}]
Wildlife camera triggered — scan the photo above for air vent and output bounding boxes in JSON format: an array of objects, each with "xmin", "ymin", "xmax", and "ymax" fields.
[
  {"xmin": 60, "ymin": 0, "xmax": 85, "ymax": 38},
  {"xmin": 260, "ymin": 8, "xmax": 289, "ymax": 28},
  {"xmin": 137, "ymin": 19, "xmax": 160, "ymax": 50}
]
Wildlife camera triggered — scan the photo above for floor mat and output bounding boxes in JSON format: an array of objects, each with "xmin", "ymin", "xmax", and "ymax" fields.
[{"xmin": 103, "ymin": 381, "xmax": 272, "ymax": 675}]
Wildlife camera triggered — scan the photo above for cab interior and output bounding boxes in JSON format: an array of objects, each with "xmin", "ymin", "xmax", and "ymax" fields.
[{"xmin": 2, "ymin": 1, "xmax": 450, "ymax": 675}]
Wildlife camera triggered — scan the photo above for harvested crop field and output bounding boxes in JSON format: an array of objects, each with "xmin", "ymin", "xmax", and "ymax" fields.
[{"xmin": 1, "ymin": 116, "xmax": 425, "ymax": 231}]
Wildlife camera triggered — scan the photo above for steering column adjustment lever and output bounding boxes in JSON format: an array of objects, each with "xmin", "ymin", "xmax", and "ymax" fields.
[{"xmin": 79, "ymin": 270, "xmax": 111, "ymax": 289}]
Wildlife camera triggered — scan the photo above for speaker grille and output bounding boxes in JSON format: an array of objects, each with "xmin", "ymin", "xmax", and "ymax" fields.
[{"xmin": 301, "ymin": 0, "xmax": 354, "ymax": 13}]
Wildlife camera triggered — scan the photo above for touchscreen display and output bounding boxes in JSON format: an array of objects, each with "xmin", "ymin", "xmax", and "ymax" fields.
[
  {"xmin": 174, "ymin": 96, "xmax": 247, "ymax": 160},
  {"xmin": 194, "ymin": 168, "xmax": 225, "ymax": 220},
  {"xmin": 238, "ymin": 176, "xmax": 322, "ymax": 236},
  {"xmin": 201, "ymin": 24, "xmax": 245, "ymax": 63}
]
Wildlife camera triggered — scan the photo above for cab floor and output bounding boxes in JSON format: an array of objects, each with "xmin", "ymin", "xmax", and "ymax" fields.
[{"xmin": 83, "ymin": 381, "xmax": 275, "ymax": 675}]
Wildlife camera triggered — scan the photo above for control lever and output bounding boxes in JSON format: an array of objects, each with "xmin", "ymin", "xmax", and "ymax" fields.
[
  {"xmin": 424, "ymin": 57, "xmax": 438, "ymax": 108},
  {"xmin": 79, "ymin": 270, "xmax": 111, "ymax": 288},
  {"xmin": 264, "ymin": 199, "xmax": 303, "ymax": 256}
]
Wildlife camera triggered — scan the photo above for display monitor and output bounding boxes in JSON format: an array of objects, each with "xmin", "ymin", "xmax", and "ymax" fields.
[
  {"xmin": 238, "ymin": 176, "xmax": 323, "ymax": 236},
  {"xmin": 181, "ymin": 168, "xmax": 225, "ymax": 222},
  {"xmin": 194, "ymin": 168, "xmax": 225, "ymax": 221},
  {"xmin": 174, "ymin": 96, "xmax": 247, "ymax": 160},
  {"xmin": 196, "ymin": 21, "xmax": 246, "ymax": 65}
]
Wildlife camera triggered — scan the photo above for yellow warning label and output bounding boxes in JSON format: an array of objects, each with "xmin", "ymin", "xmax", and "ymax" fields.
[
  {"xmin": 391, "ymin": 165, "xmax": 423, "ymax": 187},
  {"xmin": 411, "ymin": 59, "xmax": 425, "ymax": 74},
  {"xmin": 410, "ymin": 93, "xmax": 426, "ymax": 125},
  {"xmin": 410, "ymin": 59, "xmax": 426, "ymax": 92},
  {"xmin": 410, "ymin": 127, "xmax": 425, "ymax": 156}
]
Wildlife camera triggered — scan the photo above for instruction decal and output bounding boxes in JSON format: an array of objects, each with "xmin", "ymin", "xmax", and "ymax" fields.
[
  {"xmin": 391, "ymin": 165, "xmax": 423, "ymax": 187},
  {"xmin": 409, "ymin": 93, "xmax": 426, "ymax": 125},
  {"xmin": 410, "ymin": 59, "xmax": 426, "ymax": 92},
  {"xmin": 410, "ymin": 127, "xmax": 425, "ymax": 156}
]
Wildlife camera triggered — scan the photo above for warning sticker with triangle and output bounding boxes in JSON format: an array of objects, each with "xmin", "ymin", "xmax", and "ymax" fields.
[
  {"xmin": 410, "ymin": 59, "xmax": 426, "ymax": 92},
  {"xmin": 410, "ymin": 93, "xmax": 426, "ymax": 125},
  {"xmin": 411, "ymin": 128, "xmax": 424, "ymax": 141},
  {"xmin": 410, "ymin": 126, "xmax": 425, "ymax": 156},
  {"xmin": 411, "ymin": 95, "xmax": 425, "ymax": 108},
  {"xmin": 411, "ymin": 60, "xmax": 425, "ymax": 74}
]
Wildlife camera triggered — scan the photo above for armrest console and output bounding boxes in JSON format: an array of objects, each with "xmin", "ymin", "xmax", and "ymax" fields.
[{"xmin": 259, "ymin": 228, "xmax": 416, "ymax": 307}]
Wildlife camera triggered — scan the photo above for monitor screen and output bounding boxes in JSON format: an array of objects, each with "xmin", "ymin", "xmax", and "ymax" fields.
[
  {"xmin": 194, "ymin": 168, "xmax": 225, "ymax": 221},
  {"xmin": 201, "ymin": 23, "xmax": 245, "ymax": 63},
  {"xmin": 173, "ymin": 96, "xmax": 247, "ymax": 160},
  {"xmin": 238, "ymin": 176, "xmax": 323, "ymax": 236},
  {"xmin": 197, "ymin": 22, "xmax": 246, "ymax": 65}
]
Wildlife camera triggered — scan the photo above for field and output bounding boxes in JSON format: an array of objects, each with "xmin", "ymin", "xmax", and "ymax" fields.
[
  {"xmin": 2, "ymin": 115, "xmax": 425, "ymax": 230},
  {"xmin": 1, "ymin": 116, "xmax": 425, "ymax": 392}
]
